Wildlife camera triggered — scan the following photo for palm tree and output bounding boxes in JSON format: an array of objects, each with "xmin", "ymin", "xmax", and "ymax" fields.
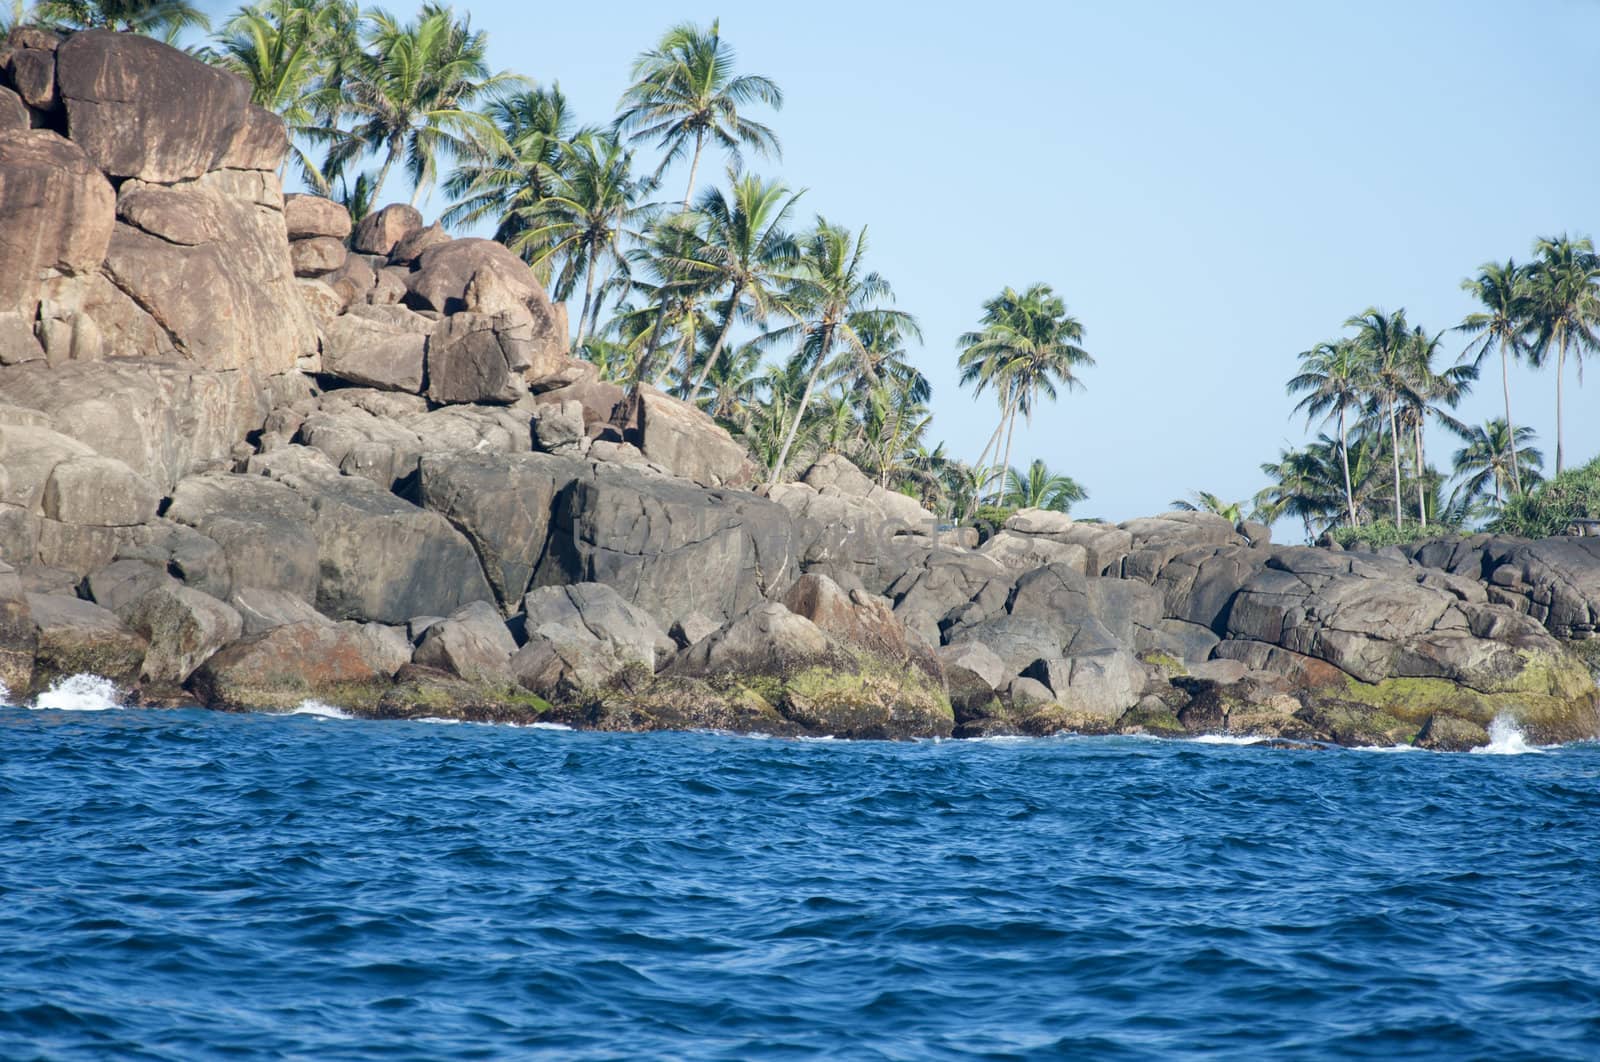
[
  {"xmin": 958, "ymin": 284, "xmax": 1093, "ymax": 507},
  {"xmin": 614, "ymin": 19, "xmax": 782, "ymax": 209},
  {"xmin": 1288, "ymin": 337, "xmax": 1368, "ymax": 527},
  {"xmin": 839, "ymin": 312, "xmax": 930, "ymax": 405},
  {"xmin": 1528, "ymin": 234, "xmax": 1600, "ymax": 474},
  {"xmin": 674, "ymin": 173, "xmax": 803, "ymax": 402},
  {"xmin": 37, "ymin": 0, "xmax": 206, "ymax": 36},
  {"xmin": 327, "ymin": 4, "xmax": 515, "ymax": 206},
  {"xmin": 1347, "ymin": 307, "xmax": 1413, "ymax": 527},
  {"xmin": 765, "ymin": 220, "xmax": 913, "ymax": 487},
  {"xmin": 1006, "ymin": 460, "xmax": 1087, "ymax": 513},
  {"xmin": 440, "ymin": 85, "xmax": 585, "ymax": 276},
  {"xmin": 1449, "ymin": 419, "xmax": 1543, "ymax": 514},
  {"xmin": 1171, "ymin": 491, "xmax": 1247, "ymax": 524},
  {"xmin": 1458, "ymin": 259, "xmax": 1535, "ymax": 495},
  {"xmin": 1398, "ymin": 325, "xmax": 1475, "ymax": 529},
  {"xmin": 513, "ymin": 132, "xmax": 658, "ymax": 350},
  {"xmin": 213, "ymin": 0, "xmax": 350, "ymax": 190}
]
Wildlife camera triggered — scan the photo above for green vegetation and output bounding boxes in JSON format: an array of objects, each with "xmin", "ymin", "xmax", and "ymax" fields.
[{"xmin": 1491, "ymin": 457, "xmax": 1600, "ymax": 539}]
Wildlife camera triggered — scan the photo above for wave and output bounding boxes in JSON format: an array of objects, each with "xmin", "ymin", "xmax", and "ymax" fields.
[
  {"xmin": 288, "ymin": 701, "xmax": 352, "ymax": 720},
  {"xmin": 1189, "ymin": 734, "xmax": 1267, "ymax": 746},
  {"xmin": 1471, "ymin": 715, "xmax": 1543, "ymax": 756},
  {"xmin": 30, "ymin": 674, "xmax": 122, "ymax": 712}
]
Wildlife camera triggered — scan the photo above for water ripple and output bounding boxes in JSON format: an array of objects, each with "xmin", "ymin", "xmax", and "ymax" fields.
[{"xmin": 1, "ymin": 708, "xmax": 1598, "ymax": 1059}]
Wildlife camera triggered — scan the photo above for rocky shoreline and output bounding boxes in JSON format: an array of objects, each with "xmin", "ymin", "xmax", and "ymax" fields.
[{"xmin": 3, "ymin": 30, "xmax": 1599, "ymax": 750}]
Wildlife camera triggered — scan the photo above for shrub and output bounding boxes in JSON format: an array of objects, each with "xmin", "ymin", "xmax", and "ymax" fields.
[
  {"xmin": 1490, "ymin": 457, "xmax": 1600, "ymax": 539},
  {"xmin": 1330, "ymin": 520, "xmax": 1459, "ymax": 551}
]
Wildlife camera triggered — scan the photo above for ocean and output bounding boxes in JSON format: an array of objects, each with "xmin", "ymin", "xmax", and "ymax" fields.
[{"xmin": 3, "ymin": 678, "xmax": 1599, "ymax": 1060}]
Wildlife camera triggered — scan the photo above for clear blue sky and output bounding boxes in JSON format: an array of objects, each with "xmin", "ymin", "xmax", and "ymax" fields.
[{"xmin": 287, "ymin": 0, "xmax": 1600, "ymax": 525}]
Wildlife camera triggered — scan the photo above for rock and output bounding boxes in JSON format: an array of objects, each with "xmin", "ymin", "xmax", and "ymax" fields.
[
  {"xmin": 350, "ymin": 203, "xmax": 421, "ymax": 256},
  {"xmin": 940, "ymin": 640, "xmax": 1007, "ymax": 718},
  {"xmin": 1478, "ymin": 538, "xmax": 1600, "ymax": 638},
  {"xmin": 512, "ymin": 583, "xmax": 670, "ymax": 699},
  {"xmin": 347, "ymin": 621, "xmax": 411, "ymax": 677},
  {"xmin": 227, "ymin": 586, "xmax": 329, "ymax": 636},
  {"xmin": 0, "ymin": 86, "xmax": 29, "ymax": 131},
  {"xmin": 534, "ymin": 376, "xmax": 626, "ymax": 430},
  {"xmin": 412, "ymin": 600, "xmax": 517, "ymax": 683},
  {"xmin": 405, "ymin": 238, "xmax": 565, "ymax": 366},
  {"xmin": 320, "ymin": 314, "xmax": 427, "ymax": 393},
  {"xmin": 370, "ymin": 663, "xmax": 550, "ymax": 722},
  {"xmin": 6, "ymin": 44, "xmax": 55, "ymax": 109},
  {"xmin": 283, "ymin": 195, "xmax": 351, "ymax": 240},
  {"xmin": 534, "ymin": 464, "xmax": 797, "ymax": 625},
  {"xmin": 56, "ymin": 31, "xmax": 264, "ymax": 182},
  {"xmin": 781, "ymin": 572, "xmax": 940, "ymax": 683},
  {"xmin": 612, "ymin": 386, "xmax": 750, "ymax": 487},
  {"xmin": 979, "ymin": 530, "xmax": 1089, "ymax": 573},
  {"xmin": 290, "ymin": 236, "xmax": 346, "ymax": 276},
  {"xmin": 1003, "ymin": 508, "xmax": 1076, "ymax": 536},
  {"xmin": 1414, "ymin": 713, "xmax": 1491, "ymax": 752},
  {"xmin": 670, "ymin": 602, "xmax": 833, "ymax": 677},
  {"xmin": 388, "ymin": 221, "xmax": 449, "ymax": 264},
  {"xmin": 1153, "ymin": 544, "xmax": 1267, "ymax": 633},
  {"xmin": 1008, "ymin": 676, "xmax": 1056, "ymax": 710},
  {"xmin": 669, "ymin": 611, "xmax": 720, "ymax": 649},
  {"xmin": 25, "ymin": 592, "xmax": 146, "ymax": 694},
  {"xmin": 115, "ymin": 179, "xmax": 224, "ymax": 245},
  {"xmin": 0, "ymin": 131, "xmax": 115, "ymax": 318},
  {"xmin": 112, "ymin": 521, "xmax": 232, "ymax": 600},
  {"xmin": 425, "ymin": 312, "xmax": 531, "ymax": 405},
  {"xmin": 801, "ymin": 453, "xmax": 933, "ymax": 528},
  {"xmin": 1024, "ymin": 649, "xmax": 1146, "ymax": 721},
  {"xmin": 118, "ymin": 580, "xmax": 243, "ymax": 685},
  {"xmin": 41, "ymin": 455, "xmax": 158, "ymax": 526},
  {"xmin": 0, "ymin": 563, "xmax": 37, "ymax": 697},
  {"xmin": 188, "ymin": 621, "xmax": 386, "ymax": 711},
  {"xmin": 296, "ymin": 279, "xmax": 345, "ymax": 327},
  {"xmin": 321, "ymin": 254, "xmax": 376, "ymax": 306},
  {"xmin": 532, "ymin": 400, "xmax": 586, "ymax": 454},
  {"xmin": 417, "ymin": 451, "xmax": 589, "ymax": 611},
  {"xmin": 164, "ymin": 472, "xmax": 319, "ymax": 602}
]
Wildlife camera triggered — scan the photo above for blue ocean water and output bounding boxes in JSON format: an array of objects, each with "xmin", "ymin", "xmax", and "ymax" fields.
[{"xmin": 3, "ymin": 698, "xmax": 1600, "ymax": 1060}]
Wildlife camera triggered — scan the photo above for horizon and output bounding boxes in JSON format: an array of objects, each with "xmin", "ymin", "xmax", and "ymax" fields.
[{"xmin": 256, "ymin": 0, "xmax": 1600, "ymax": 527}]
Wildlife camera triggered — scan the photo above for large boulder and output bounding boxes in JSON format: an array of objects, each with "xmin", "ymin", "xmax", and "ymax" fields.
[
  {"xmin": 351, "ymin": 203, "xmax": 421, "ymax": 256},
  {"xmin": 426, "ymin": 311, "xmax": 532, "ymax": 405},
  {"xmin": 163, "ymin": 472, "xmax": 320, "ymax": 602},
  {"xmin": 55, "ymin": 31, "xmax": 273, "ymax": 182},
  {"xmin": 320, "ymin": 314, "xmax": 427, "ymax": 393},
  {"xmin": 25, "ymin": 592, "xmax": 147, "ymax": 694},
  {"xmin": 404, "ymin": 238, "xmax": 565, "ymax": 363},
  {"xmin": 0, "ymin": 130, "xmax": 115, "ymax": 321},
  {"xmin": 1477, "ymin": 537, "xmax": 1600, "ymax": 638},
  {"xmin": 512, "ymin": 583, "xmax": 670, "ymax": 700},
  {"xmin": 117, "ymin": 578, "xmax": 243, "ymax": 685},
  {"xmin": 283, "ymin": 195, "xmax": 351, "ymax": 240},
  {"xmin": 412, "ymin": 600, "xmax": 517, "ymax": 683},
  {"xmin": 188, "ymin": 621, "xmax": 386, "ymax": 711},
  {"xmin": 611, "ymin": 386, "xmax": 751, "ymax": 488}
]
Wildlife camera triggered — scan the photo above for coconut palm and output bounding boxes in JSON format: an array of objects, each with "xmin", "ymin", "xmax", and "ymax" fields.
[
  {"xmin": 1288, "ymin": 337, "xmax": 1368, "ymax": 527},
  {"xmin": 672, "ymin": 173, "xmax": 802, "ymax": 402},
  {"xmin": 614, "ymin": 19, "xmax": 782, "ymax": 208},
  {"xmin": 513, "ymin": 132, "xmax": 658, "ymax": 350},
  {"xmin": 855, "ymin": 384, "xmax": 933, "ymax": 490},
  {"xmin": 1397, "ymin": 325, "xmax": 1475, "ymax": 529},
  {"xmin": 1005, "ymin": 460, "xmax": 1087, "ymax": 513},
  {"xmin": 765, "ymin": 220, "xmax": 913, "ymax": 487},
  {"xmin": 1528, "ymin": 234, "xmax": 1600, "ymax": 474},
  {"xmin": 1347, "ymin": 307, "xmax": 1413, "ymax": 527},
  {"xmin": 326, "ymin": 4, "xmax": 515, "ymax": 206},
  {"xmin": 37, "ymin": 0, "xmax": 207, "ymax": 36},
  {"xmin": 1449, "ymin": 419, "xmax": 1543, "ymax": 514},
  {"xmin": 1170, "ymin": 491, "xmax": 1247, "ymax": 524},
  {"xmin": 213, "ymin": 0, "xmax": 352, "ymax": 190},
  {"xmin": 839, "ymin": 312, "xmax": 931, "ymax": 405},
  {"xmin": 440, "ymin": 85, "xmax": 585, "ymax": 275},
  {"xmin": 1458, "ymin": 260, "xmax": 1535, "ymax": 495},
  {"xmin": 958, "ymin": 284, "xmax": 1093, "ymax": 507}
]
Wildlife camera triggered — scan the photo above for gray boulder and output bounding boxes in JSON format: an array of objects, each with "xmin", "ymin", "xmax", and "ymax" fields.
[
  {"xmin": 512, "ymin": 583, "xmax": 671, "ymax": 699},
  {"xmin": 412, "ymin": 600, "xmax": 517, "ymax": 683},
  {"xmin": 426, "ymin": 311, "xmax": 531, "ymax": 405},
  {"xmin": 320, "ymin": 314, "xmax": 427, "ymax": 393},
  {"xmin": 25, "ymin": 592, "xmax": 147, "ymax": 693}
]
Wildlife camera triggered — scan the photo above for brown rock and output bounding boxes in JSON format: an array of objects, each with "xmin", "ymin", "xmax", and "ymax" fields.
[
  {"xmin": 26, "ymin": 592, "xmax": 147, "ymax": 694},
  {"xmin": 0, "ymin": 562, "xmax": 36, "ymax": 697},
  {"xmin": 613, "ymin": 385, "xmax": 752, "ymax": 488},
  {"xmin": 290, "ymin": 236, "xmax": 347, "ymax": 276},
  {"xmin": 188, "ymin": 621, "xmax": 384, "ymax": 711},
  {"xmin": 388, "ymin": 221, "xmax": 449, "ymax": 264},
  {"xmin": 425, "ymin": 312, "xmax": 531, "ymax": 405},
  {"xmin": 5, "ymin": 47, "xmax": 52, "ymax": 110},
  {"xmin": 0, "ymin": 131, "xmax": 115, "ymax": 317},
  {"xmin": 55, "ymin": 30, "xmax": 254, "ymax": 182},
  {"xmin": 283, "ymin": 194, "xmax": 352, "ymax": 240},
  {"xmin": 216, "ymin": 103, "xmax": 288, "ymax": 172},
  {"xmin": 0, "ymin": 86, "xmax": 28, "ymax": 131},
  {"xmin": 351, "ymin": 203, "xmax": 421, "ymax": 255},
  {"xmin": 116, "ymin": 179, "xmax": 224, "ymax": 246},
  {"xmin": 321, "ymin": 314, "xmax": 426, "ymax": 393}
]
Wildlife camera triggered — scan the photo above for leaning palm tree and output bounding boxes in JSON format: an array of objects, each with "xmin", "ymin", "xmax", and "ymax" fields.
[
  {"xmin": 1448, "ymin": 419, "xmax": 1543, "ymax": 514},
  {"xmin": 839, "ymin": 312, "xmax": 931, "ymax": 405},
  {"xmin": 765, "ymin": 220, "xmax": 914, "ymax": 487},
  {"xmin": 1458, "ymin": 259, "xmax": 1535, "ymax": 495},
  {"xmin": 513, "ymin": 132, "xmax": 658, "ymax": 350},
  {"xmin": 1170, "ymin": 491, "xmax": 1247, "ymax": 524},
  {"xmin": 674, "ymin": 173, "xmax": 803, "ymax": 402},
  {"xmin": 326, "ymin": 4, "xmax": 516, "ymax": 206},
  {"xmin": 614, "ymin": 18, "xmax": 783, "ymax": 208},
  {"xmin": 440, "ymin": 85, "xmax": 585, "ymax": 275},
  {"xmin": 1288, "ymin": 337, "xmax": 1369, "ymax": 527},
  {"xmin": 1528, "ymin": 234, "xmax": 1600, "ymax": 474},
  {"xmin": 37, "ymin": 0, "xmax": 207, "ymax": 35},
  {"xmin": 1006, "ymin": 460, "xmax": 1087, "ymax": 513},
  {"xmin": 957, "ymin": 284, "xmax": 1093, "ymax": 507}
]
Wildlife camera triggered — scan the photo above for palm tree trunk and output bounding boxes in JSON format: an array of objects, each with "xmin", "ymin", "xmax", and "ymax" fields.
[
  {"xmin": 1413, "ymin": 417, "xmax": 1427, "ymax": 530},
  {"xmin": 971, "ymin": 404, "xmax": 1009, "ymax": 499},
  {"xmin": 587, "ymin": 267, "xmax": 612, "ymax": 343},
  {"xmin": 370, "ymin": 145, "xmax": 400, "ymax": 206},
  {"xmin": 997, "ymin": 403, "xmax": 1020, "ymax": 506},
  {"xmin": 1501, "ymin": 346, "xmax": 1522, "ymax": 494},
  {"xmin": 1556, "ymin": 337, "xmax": 1567, "ymax": 474},
  {"xmin": 682, "ymin": 130, "xmax": 706, "ymax": 210},
  {"xmin": 1388, "ymin": 399, "xmax": 1403, "ymax": 528},
  {"xmin": 685, "ymin": 284, "xmax": 742, "ymax": 401},
  {"xmin": 572, "ymin": 253, "xmax": 598, "ymax": 351},
  {"xmin": 1338, "ymin": 404, "xmax": 1356, "ymax": 527},
  {"xmin": 408, "ymin": 175, "xmax": 425, "ymax": 209},
  {"xmin": 767, "ymin": 325, "xmax": 830, "ymax": 488}
]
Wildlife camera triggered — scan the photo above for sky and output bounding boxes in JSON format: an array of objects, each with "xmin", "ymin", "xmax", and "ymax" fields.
[{"xmin": 260, "ymin": 0, "xmax": 1600, "ymax": 526}]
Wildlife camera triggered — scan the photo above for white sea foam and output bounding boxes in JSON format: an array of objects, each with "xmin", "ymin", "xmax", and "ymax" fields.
[
  {"xmin": 288, "ymin": 700, "xmax": 351, "ymax": 720},
  {"xmin": 31, "ymin": 673, "xmax": 122, "ymax": 711},
  {"xmin": 528, "ymin": 721, "xmax": 572, "ymax": 731},
  {"xmin": 1351, "ymin": 743, "xmax": 1427, "ymax": 754},
  {"xmin": 414, "ymin": 717, "xmax": 463, "ymax": 725},
  {"xmin": 1471, "ymin": 715, "xmax": 1542, "ymax": 756},
  {"xmin": 0, "ymin": 678, "xmax": 11, "ymax": 707},
  {"xmin": 1190, "ymin": 734, "xmax": 1266, "ymax": 746}
]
